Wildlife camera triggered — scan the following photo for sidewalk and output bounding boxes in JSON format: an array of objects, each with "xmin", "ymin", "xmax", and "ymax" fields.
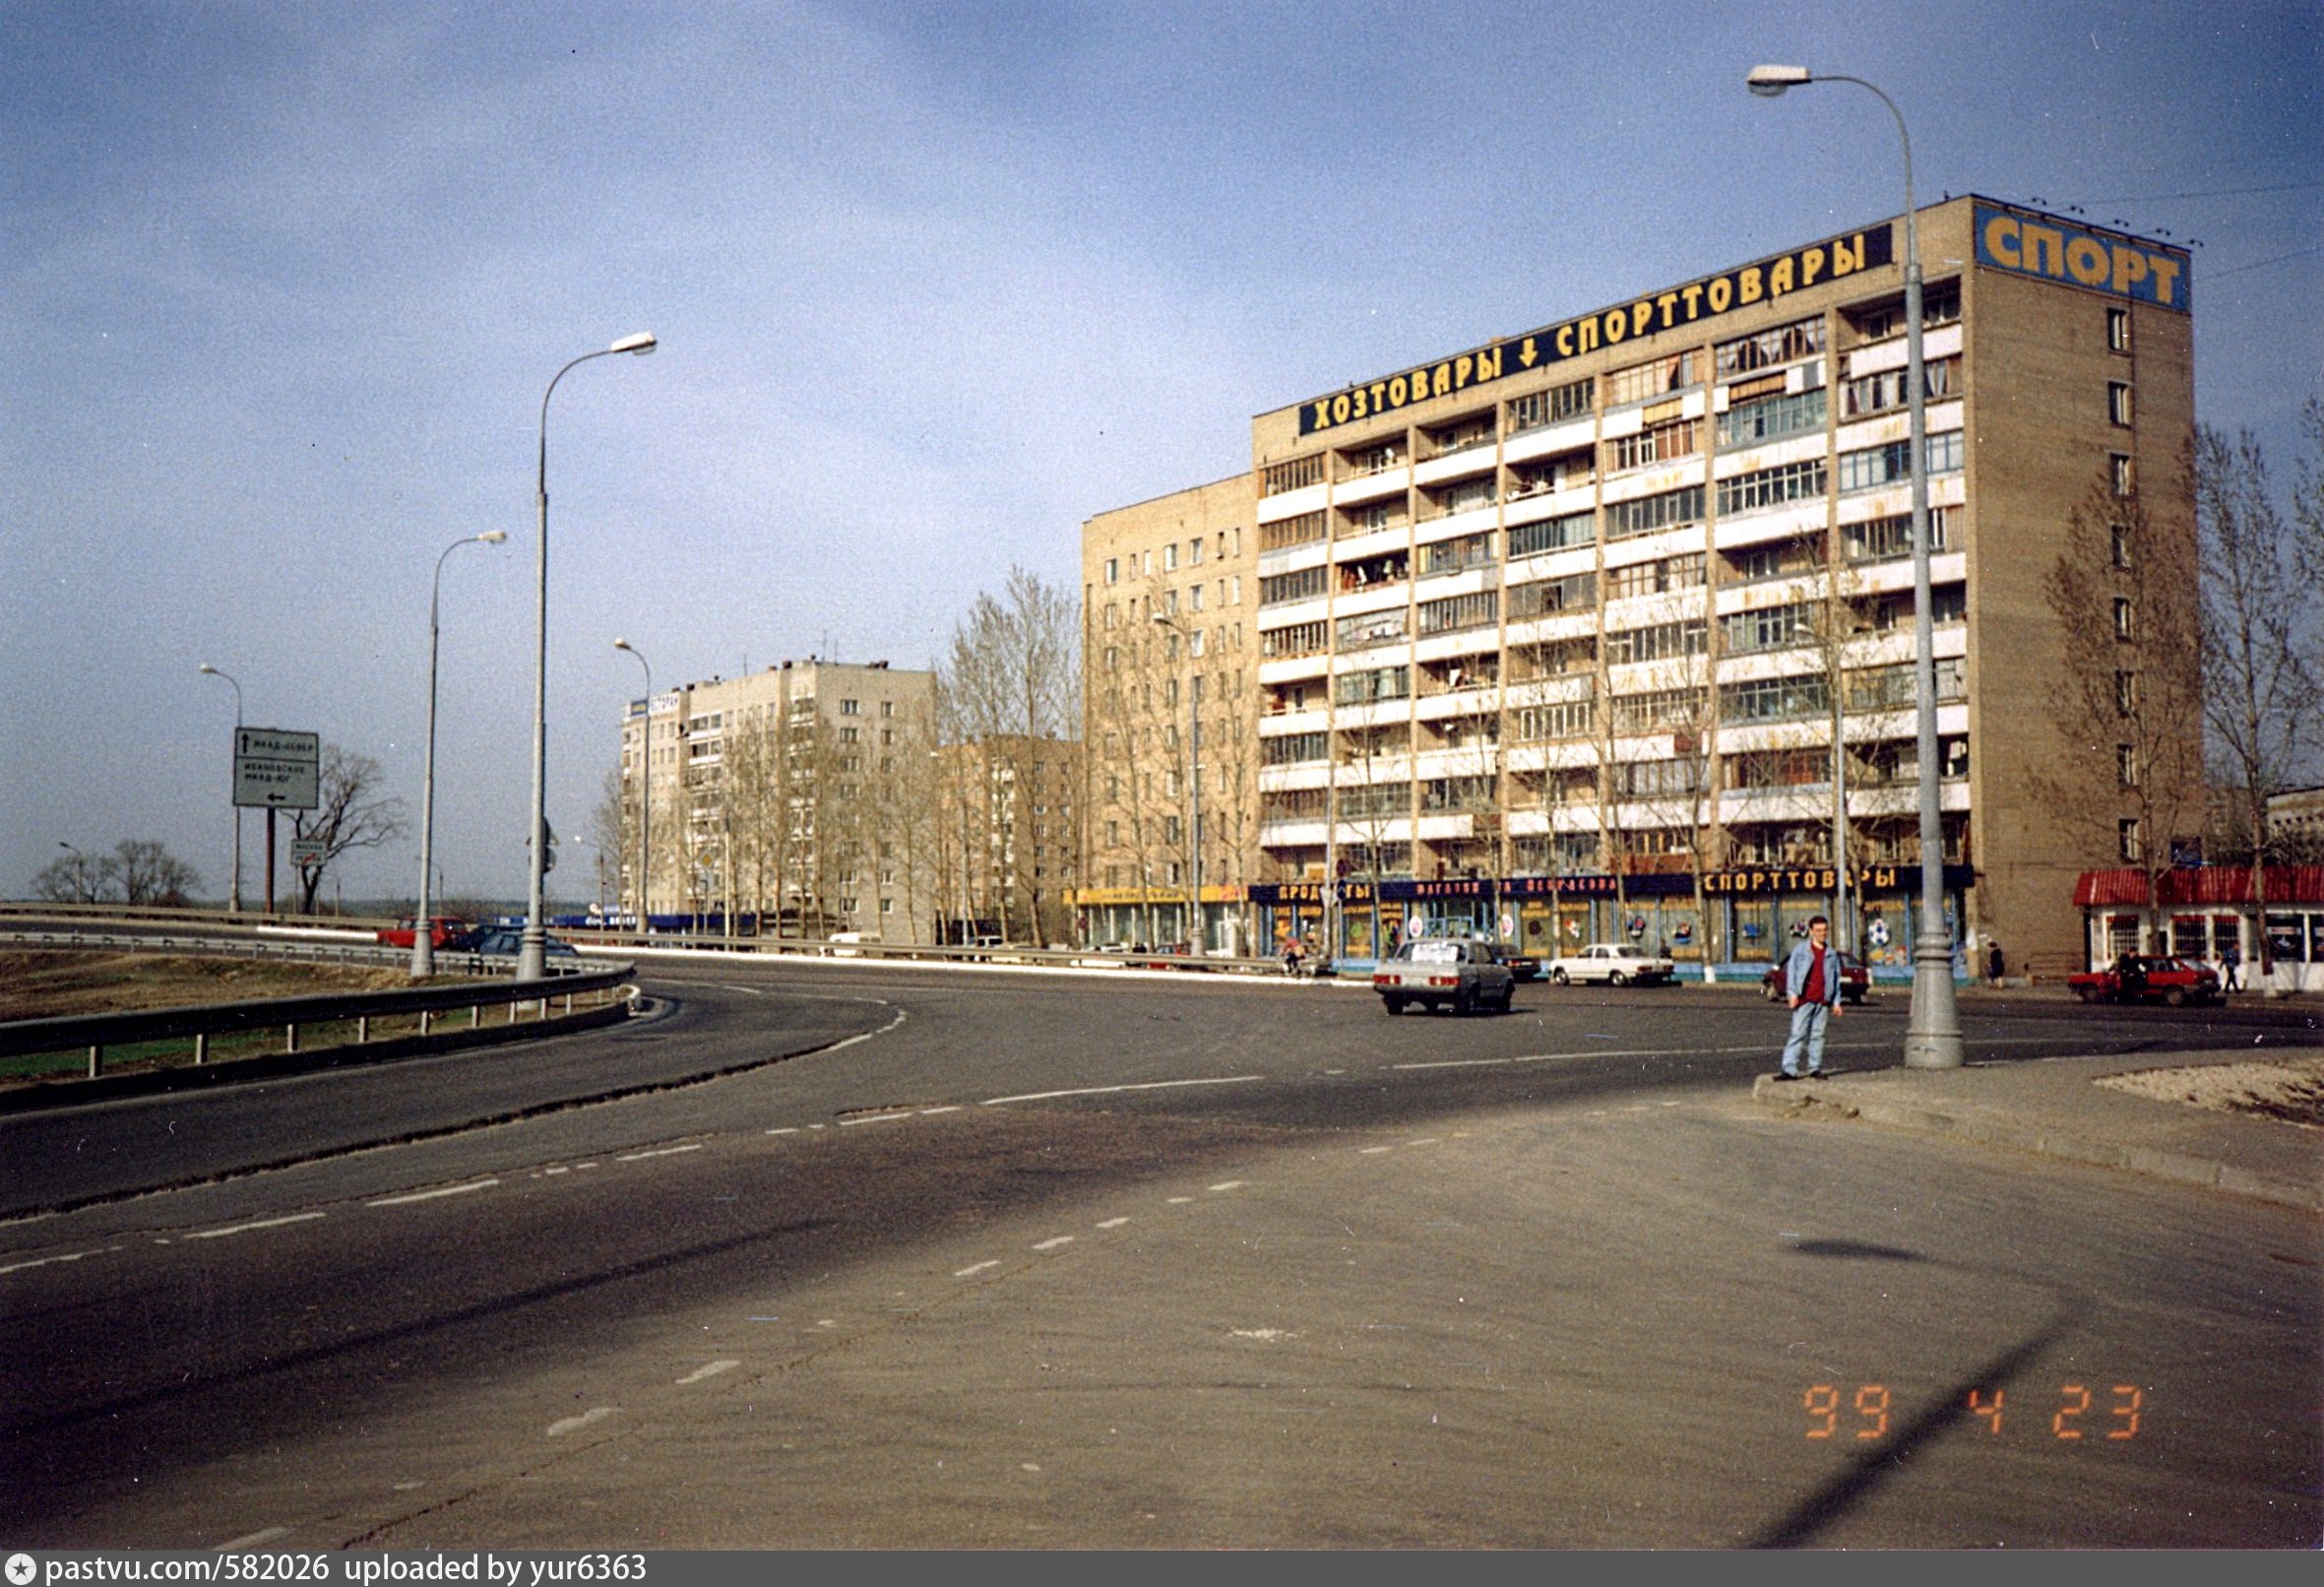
[{"xmin": 1749, "ymin": 1048, "xmax": 2324, "ymax": 1213}]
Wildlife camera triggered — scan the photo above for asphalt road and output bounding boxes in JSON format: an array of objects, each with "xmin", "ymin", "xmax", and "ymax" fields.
[{"xmin": 2, "ymin": 963, "xmax": 2317, "ymax": 1548}]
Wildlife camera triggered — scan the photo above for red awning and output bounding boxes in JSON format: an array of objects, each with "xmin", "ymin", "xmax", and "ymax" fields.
[{"xmin": 2074, "ymin": 865, "xmax": 2324, "ymax": 908}]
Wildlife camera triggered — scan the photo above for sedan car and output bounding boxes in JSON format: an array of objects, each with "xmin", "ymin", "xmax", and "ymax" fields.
[
  {"xmin": 1373, "ymin": 937, "xmax": 1515, "ymax": 1015},
  {"xmin": 462, "ymin": 928, "xmax": 580, "ymax": 962},
  {"xmin": 2067, "ymin": 955, "xmax": 2222, "ymax": 1007},
  {"xmin": 1760, "ymin": 951, "xmax": 1871, "ymax": 1005},
  {"xmin": 375, "ymin": 916, "xmax": 472, "ymax": 950},
  {"xmin": 1546, "ymin": 942, "xmax": 1677, "ymax": 986}
]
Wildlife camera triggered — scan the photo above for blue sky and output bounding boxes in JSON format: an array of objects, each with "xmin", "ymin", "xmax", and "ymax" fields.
[{"xmin": 3, "ymin": 1, "xmax": 2317, "ymax": 907}]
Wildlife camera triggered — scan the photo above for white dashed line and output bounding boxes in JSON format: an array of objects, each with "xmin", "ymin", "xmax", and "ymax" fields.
[
  {"xmin": 1033, "ymin": 1236, "xmax": 1074, "ymax": 1251},
  {"xmin": 368, "ymin": 1179, "xmax": 499, "ymax": 1207},
  {"xmin": 0, "ymin": 1245, "xmax": 121, "ymax": 1276},
  {"xmin": 546, "ymin": 1408, "xmax": 617, "ymax": 1437},
  {"xmin": 766, "ymin": 1126, "xmax": 801, "ymax": 1135},
  {"xmin": 981, "ymin": 1075, "xmax": 1265, "ymax": 1107},
  {"xmin": 1405, "ymin": 1139, "xmax": 1441, "ymax": 1148},
  {"xmin": 839, "ymin": 1112, "xmax": 911, "ymax": 1127},
  {"xmin": 676, "ymin": 1360, "xmax": 741, "ymax": 1385},
  {"xmin": 955, "ymin": 1260, "xmax": 1001, "ymax": 1278},
  {"xmin": 1358, "ymin": 1146, "xmax": 1394, "ymax": 1155},
  {"xmin": 1166, "ymin": 1196, "xmax": 1194, "ymax": 1204},
  {"xmin": 215, "ymin": 1527, "xmax": 290, "ymax": 1552},
  {"xmin": 918, "ymin": 1105, "xmax": 962, "ymax": 1115},
  {"xmin": 615, "ymin": 1144, "xmax": 704, "ymax": 1162},
  {"xmin": 187, "ymin": 1213, "xmax": 327, "ymax": 1240},
  {"xmin": 1208, "ymin": 1180, "xmax": 1246, "ymax": 1192},
  {"xmin": 1096, "ymin": 1217, "xmax": 1129, "ymax": 1229}
]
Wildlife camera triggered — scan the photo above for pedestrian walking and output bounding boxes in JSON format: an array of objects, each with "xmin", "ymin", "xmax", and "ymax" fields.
[
  {"xmin": 2221, "ymin": 940, "xmax": 2241, "ymax": 993},
  {"xmin": 1282, "ymin": 935, "xmax": 1303, "ymax": 978},
  {"xmin": 1776, "ymin": 915, "xmax": 1844, "ymax": 1081},
  {"xmin": 1986, "ymin": 942, "xmax": 2005, "ymax": 984}
]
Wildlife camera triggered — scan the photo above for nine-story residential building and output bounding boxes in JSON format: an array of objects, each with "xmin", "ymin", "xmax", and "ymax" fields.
[{"xmin": 1077, "ymin": 197, "xmax": 2196, "ymax": 977}]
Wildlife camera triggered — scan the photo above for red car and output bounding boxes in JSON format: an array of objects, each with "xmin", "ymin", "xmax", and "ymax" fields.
[
  {"xmin": 376, "ymin": 916, "xmax": 472, "ymax": 950},
  {"xmin": 1760, "ymin": 951, "xmax": 1871, "ymax": 1005},
  {"xmin": 2067, "ymin": 955, "xmax": 2221, "ymax": 1007}
]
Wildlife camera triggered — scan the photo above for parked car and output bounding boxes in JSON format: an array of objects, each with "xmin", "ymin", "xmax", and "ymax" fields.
[
  {"xmin": 1374, "ymin": 937, "xmax": 1515, "ymax": 1015},
  {"xmin": 1479, "ymin": 940, "xmax": 1541, "ymax": 982},
  {"xmin": 376, "ymin": 916, "xmax": 472, "ymax": 950},
  {"xmin": 1546, "ymin": 942, "xmax": 1677, "ymax": 986},
  {"xmin": 2067, "ymin": 955, "xmax": 2222, "ymax": 1007},
  {"xmin": 1759, "ymin": 951, "xmax": 1872, "ymax": 1005}
]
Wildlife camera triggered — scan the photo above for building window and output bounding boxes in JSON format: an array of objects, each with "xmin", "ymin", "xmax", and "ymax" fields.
[
  {"xmin": 1604, "ymin": 552, "xmax": 1705, "ymax": 601},
  {"xmin": 1263, "ymin": 454, "xmax": 1325, "ymax": 495},
  {"xmin": 1509, "ymin": 570, "xmax": 1598, "ymax": 617},
  {"xmin": 1718, "ymin": 387, "xmax": 1827, "ymax": 450},
  {"xmin": 1104, "ymin": 557, "xmax": 1118, "ymax": 585},
  {"xmin": 2111, "ymin": 524, "xmax": 2133, "ymax": 569},
  {"xmin": 1841, "ymin": 356, "xmax": 1958, "ymax": 419},
  {"xmin": 1717, "ymin": 459, "xmax": 1828, "ymax": 517},
  {"xmin": 1604, "ymin": 484, "xmax": 1705, "ymax": 540},
  {"xmin": 2114, "ymin": 670, "xmax": 2137, "ymax": 715},
  {"xmin": 1190, "ymin": 539, "xmax": 1205, "ymax": 566},
  {"xmin": 1189, "ymin": 583, "xmax": 1206, "ymax": 612},
  {"xmin": 1507, "ymin": 376, "xmax": 1595, "ymax": 433},
  {"xmin": 1164, "ymin": 543, "xmax": 1178, "ymax": 572},
  {"xmin": 2117, "ymin": 744, "xmax": 2138, "ymax": 788},
  {"xmin": 1604, "ymin": 617, "xmax": 1706, "ymax": 665},
  {"xmin": 1605, "ymin": 350, "xmax": 1703, "ymax": 408},
  {"xmin": 2111, "ymin": 454, "xmax": 2135, "ymax": 497},
  {"xmin": 1715, "ymin": 315, "xmax": 1826, "ymax": 378},
  {"xmin": 2118, "ymin": 818, "xmax": 2143, "ymax": 862},
  {"xmin": 841, "ymin": 699, "xmax": 860, "ymax": 716},
  {"xmin": 2108, "ymin": 382, "xmax": 2133, "ymax": 427},
  {"xmin": 2107, "ymin": 307, "xmax": 2131, "ymax": 353},
  {"xmin": 1417, "ymin": 590, "xmax": 1498, "ymax": 636},
  {"xmin": 1260, "ymin": 566, "xmax": 1329, "ymax": 605},
  {"xmin": 1507, "ymin": 511, "xmax": 1596, "ymax": 558},
  {"xmin": 1259, "ymin": 510, "xmax": 1327, "ymax": 551},
  {"xmin": 1605, "ymin": 416, "xmax": 1701, "ymax": 473},
  {"xmin": 2113, "ymin": 598, "xmax": 2135, "ymax": 641}
]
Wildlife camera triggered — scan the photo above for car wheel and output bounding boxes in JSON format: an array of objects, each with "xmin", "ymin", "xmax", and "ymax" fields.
[
  {"xmin": 1551, "ymin": 967, "xmax": 1569, "ymax": 985},
  {"xmin": 2075, "ymin": 984, "xmax": 2102, "ymax": 1004},
  {"xmin": 1454, "ymin": 985, "xmax": 1476, "ymax": 1016},
  {"xmin": 1608, "ymin": 970, "xmax": 1627, "ymax": 986},
  {"xmin": 2167, "ymin": 987, "xmax": 2188, "ymax": 1007},
  {"xmin": 1494, "ymin": 986, "xmax": 1514, "ymax": 1014},
  {"xmin": 1382, "ymin": 995, "xmax": 1405, "ymax": 1016}
]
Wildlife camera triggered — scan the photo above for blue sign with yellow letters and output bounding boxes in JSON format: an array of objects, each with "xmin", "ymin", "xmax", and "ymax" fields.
[{"xmin": 1973, "ymin": 203, "xmax": 2189, "ymax": 311}]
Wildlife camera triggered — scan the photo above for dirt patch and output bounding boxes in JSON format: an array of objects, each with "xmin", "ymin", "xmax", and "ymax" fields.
[
  {"xmin": 0, "ymin": 951, "xmax": 418, "ymax": 1022},
  {"xmin": 2096, "ymin": 1054, "xmax": 2324, "ymax": 1129}
]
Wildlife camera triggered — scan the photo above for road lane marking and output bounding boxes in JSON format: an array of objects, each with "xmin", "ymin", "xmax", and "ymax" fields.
[
  {"xmin": 1392, "ymin": 1043, "xmax": 1773, "ymax": 1071},
  {"xmin": 981, "ymin": 1075, "xmax": 1264, "ymax": 1106},
  {"xmin": 215, "ymin": 1528, "xmax": 290, "ymax": 1552},
  {"xmin": 1358, "ymin": 1146, "xmax": 1394, "ymax": 1155},
  {"xmin": 546, "ymin": 1408, "xmax": 617, "ymax": 1437},
  {"xmin": 1033, "ymin": 1237, "xmax": 1074, "ymax": 1251},
  {"xmin": 1208, "ymin": 1180, "xmax": 1246, "ymax": 1192},
  {"xmin": 1166, "ymin": 1196, "xmax": 1193, "ymax": 1204},
  {"xmin": 839, "ymin": 1112, "xmax": 911, "ymax": 1127},
  {"xmin": 766, "ymin": 1126, "xmax": 801, "ymax": 1135},
  {"xmin": 0, "ymin": 1245, "xmax": 121, "ymax": 1276},
  {"xmin": 616, "ymin": 1144, "xmax": 704, "ymax": 1162},
  {"xmin": 955, "ymin": 1260, "xmax": 1000, "ymax": 1277},
  {"xmin": 368, "ymin": 1179, "xmax": 499, "ymax": 1207},
  {"xmin": 676, "ymin": 1360, "xmax": 741, "ymax": 1385},
  {"xmin": 1097, "ymin": 1217, "xmax": 1129, "ymax": 1229},
  {"xmin": 919, "ymin": 1105, "xmax": 962, "ymax": 1115},
  {"xmin": 188, "ymin": 1213, "xmax": 327, "ymax": 1240}
]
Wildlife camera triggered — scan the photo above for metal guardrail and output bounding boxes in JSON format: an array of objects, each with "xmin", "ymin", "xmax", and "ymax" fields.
[{"xmin": 0, "ymin": 959, "xmax": 636, "ymax": 1079}]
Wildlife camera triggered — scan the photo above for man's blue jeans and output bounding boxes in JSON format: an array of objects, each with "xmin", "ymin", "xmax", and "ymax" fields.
[{"xmin": 1782, "ymin": 999, "xmax": 1833, "ymax": 1077}]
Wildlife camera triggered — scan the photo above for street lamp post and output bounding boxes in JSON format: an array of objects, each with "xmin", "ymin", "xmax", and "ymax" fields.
[
  {"xmin": 613, "ymin": 639, "xmax": 653, "ymax": 934},
  {"xmin": 1747, "ymin": 64, "xmax": 1963, "ymax": 1066},
  {"xmin": 412, "ymin": 531, "xmax": 507, "ymax": 977},
  {"xmin": 519, "ymin": 333, "xmax": 658, "ymax": 982},
  {"xmin": 197, "ymin": 663, "xmax": 243, "ymax": 914},
  {"xmin": 1152, "ymin": 612, "xmax": 1201, "ymax": 953}
]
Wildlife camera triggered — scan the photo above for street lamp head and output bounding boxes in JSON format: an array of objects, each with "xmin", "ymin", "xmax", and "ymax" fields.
[
  {"xmin": 199, "ymin": 663, "xmax": 220, "ymax": 675},
  {"xmin": 613, "ymin": 637, "xmax": 636, "ymax": 654},
  {"xmin": 1746, "ymin": 63, "xmax": 1811, "ymax": 96},
  {"xmin": 609, "ymin": 332, "xmax": 658, "ymax": 355},
  {"xmin": 477, "ymin": 530, "xmax": 509, "ymax": 545}
]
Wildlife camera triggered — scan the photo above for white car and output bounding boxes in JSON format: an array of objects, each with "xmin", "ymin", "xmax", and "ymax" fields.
[{"xmin": 1547, "ymin": 942, "xmax": 1676, "ymax": 986}]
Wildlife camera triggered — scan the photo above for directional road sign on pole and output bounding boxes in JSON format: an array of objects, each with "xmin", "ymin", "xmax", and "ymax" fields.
[{"xmin": 233, "ymin": 728, "xmax": 320, "ymax": 810}]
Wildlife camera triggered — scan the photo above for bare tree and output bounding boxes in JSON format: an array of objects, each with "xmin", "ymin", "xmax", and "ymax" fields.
[
  {"xmin": 944, "ymin": 566, "xmax": 1081, "ymax": 944},
  {"xmin": 113, "ymin": 839, "xmax": 204, "ymax": 906},
  {"xmin": 2033, "ymin": 462, "xmax": 2208, "ymax": 946},
  {"xmin": 292, "ymin": 745, "xmax": 410, "ymax": 914},
  {"xmin": 32, "ymin": 848, "xmax": 120, "ymax": 904},
  {"xmin": 2197, "ymin": 423, "xmax": 2321, "ymax": 969}
]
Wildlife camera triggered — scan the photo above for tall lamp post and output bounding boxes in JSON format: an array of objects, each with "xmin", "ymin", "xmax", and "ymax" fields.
[
  {"xmin": 519, "ymin": 332, "xmax": 658, "ymax": 982},
  {"xmin": 613, "ymin": 638, "xmax": 653, "ymax": 934},
  {"xmin": 197, "ymin": 663, "xmax": 244, "ymax": 914},
  {"xmin": 412, "ymin": 531, "xmax": 508, "ymax": 977},
  {"xmin": 1746, "ymin": 64, "xmax": 1963, "ymax": 1066},
  {"xmin": 1151, "ymin": 612, "xmax": 1202, "ymax": 953}
]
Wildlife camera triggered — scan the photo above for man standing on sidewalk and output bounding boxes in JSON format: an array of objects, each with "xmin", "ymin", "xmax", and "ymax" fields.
[{"xmin": 1777, "ymin": 915, "xmax": 1843, "ymax": 1081}]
